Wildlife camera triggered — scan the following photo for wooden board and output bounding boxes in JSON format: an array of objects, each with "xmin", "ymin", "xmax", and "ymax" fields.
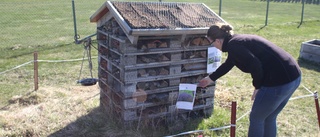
[{"xmin": 299, "ymin": 39, "xmax": 320, "ymax": 63}]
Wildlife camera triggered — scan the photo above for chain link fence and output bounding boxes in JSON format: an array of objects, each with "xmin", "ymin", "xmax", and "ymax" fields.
[{"xmin": 259, "ymin": 0, "xmax": 319, "ymax": 4}]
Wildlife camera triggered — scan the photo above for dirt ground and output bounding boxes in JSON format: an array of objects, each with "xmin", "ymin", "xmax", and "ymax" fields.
[{"xmin": 0, "ymin": 84, "xmax": 101, "ymax": 136}]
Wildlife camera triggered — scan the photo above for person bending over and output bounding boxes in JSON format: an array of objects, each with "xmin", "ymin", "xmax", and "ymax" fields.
[{"xmin": 198, "ymin": 23, "xmax": 301, "ymax": 137}]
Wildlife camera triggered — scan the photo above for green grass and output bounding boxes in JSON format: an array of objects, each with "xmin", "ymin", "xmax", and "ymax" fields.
[{"xmin": 0, "ymin": 0, "xmax": 319, "ymax": 136}]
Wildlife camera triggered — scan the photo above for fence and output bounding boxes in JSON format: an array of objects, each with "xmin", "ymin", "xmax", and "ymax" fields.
[
  {"xmin": 0, "ymin": 0, "xmax": 318, "ymax": 49},
  {"xmin": 0, "ymin": 51, "xmax": 319, "ymax": 136},
  {"xmin": 166, "ymin": 86, "xmax": 319, "ymax": 137}
]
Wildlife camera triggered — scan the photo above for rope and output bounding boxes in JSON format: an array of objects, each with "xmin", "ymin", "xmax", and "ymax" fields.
[
  {"xmin": 164, "ymin": 125, "xmax": 231, "ymax": 137},
  {"xmin": 289, "ymin": 94, "xmax": 314, "ymax": 101},
  {"xmin": 37, "ymin": 57, "xmax": 97, "ymax": 63},
  {"xmin": 302, "ymin": 85, "xmax": 316, "ymax": 94},
  {"xmin": 0, "ymin": 61, "xmax": 33, "ymax": 75},
  {"xmin": 78, "ymin": 38, "xmax": 94, "ymax": 80},
  {"xmin": 0, "ymin": 57, "xmax": 97, "ymax": 75},
  {"xmin": 0, "ymin": 52, "xmax": 318, "ymax": 136},
  {"xmin": 78, "ymin": 47, "xmax": 87, "ymax": 81},
  {"xmin": 87, "ymin": 40, "xmax": 93, "ymax": 78},
  {"xmin": 236, "ymin": 110, "xmax": 251, "ymax": 122}
]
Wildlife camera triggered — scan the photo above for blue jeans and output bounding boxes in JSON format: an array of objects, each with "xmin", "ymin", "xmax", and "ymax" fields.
[{"xmin": 248, "ymin": 76, "xmax": 301, "ymax": 137}]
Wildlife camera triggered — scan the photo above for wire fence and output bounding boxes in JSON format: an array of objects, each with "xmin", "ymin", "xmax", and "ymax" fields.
[
  {"xmin": 259, "ymin": 0, "xmax": 319, "ymax": 4},
  {"xmin": 1, "ymin": 0, "xmax": 318, "ymax": 50}
]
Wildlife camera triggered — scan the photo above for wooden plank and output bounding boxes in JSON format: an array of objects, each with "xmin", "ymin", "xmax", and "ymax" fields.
[
  {"xmin": 299, "ymin": 52, "xmax": 320, "ymax": 63},
  {"xmin": 301, "ymin": 43, "xmax": 320, "ymax": 55},
  {"xmin": 300, "ymin": 40, "xmax": 320, "ymax": 63},
  {"xmin": 90, "ymin": 2, "xmax": 110, "ymax": 22}
]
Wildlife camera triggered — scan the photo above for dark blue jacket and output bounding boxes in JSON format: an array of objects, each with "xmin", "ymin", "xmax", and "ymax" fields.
[{"xmin": 209, "ymin": 34, "xmax": 301, "ymax": 89}]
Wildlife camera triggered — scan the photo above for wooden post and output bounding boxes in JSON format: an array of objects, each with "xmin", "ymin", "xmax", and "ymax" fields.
[
  {"xmin": 265, "ymin": 0, "xmax": 270, "ymax": 26},
  {"xmin": 314, "ymin": 92, "xmax": 320, "ymax": 129},
  {"xmin": 219, "ymin": 0, "xmax": 222, "ymax": 17},
  {"xmin": 298, "ymin": 0, "xmax": 305, "ymax": 27},
  {"xmin": 230, "ymin": 101, "xmax": 236, "ymax": 137},
  {"xmin": 34, "ymin": 52, "xmax": 38, "ymax": 91}
]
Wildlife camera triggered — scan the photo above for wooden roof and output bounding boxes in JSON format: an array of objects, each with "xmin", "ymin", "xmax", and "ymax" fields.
[{"xmin": 90, "ymin": 1, "xmax": 228, "ymax": 39}]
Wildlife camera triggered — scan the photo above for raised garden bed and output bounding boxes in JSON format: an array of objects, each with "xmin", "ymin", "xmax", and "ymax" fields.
[{"xmin": 299, "ymin": 39, "xmax": 320, "ymax": 63}]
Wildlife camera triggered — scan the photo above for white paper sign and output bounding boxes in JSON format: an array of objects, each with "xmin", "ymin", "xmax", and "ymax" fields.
[
  {"xmin": 176, "ymin": 83, "xmax": 197, "ymax": 110},
  {"xmin": 207, "ymin": 47, "xmax": 222, "ymax": 73}
]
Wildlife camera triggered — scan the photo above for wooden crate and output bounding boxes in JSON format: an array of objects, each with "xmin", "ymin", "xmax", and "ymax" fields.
[{"xmin": 99, "ymin": 84, "xmax": 215, "ymax": 121}]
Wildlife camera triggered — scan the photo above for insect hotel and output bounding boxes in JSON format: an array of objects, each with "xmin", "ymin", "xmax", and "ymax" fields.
[{"xmin": 90, "ymin": 1, "xmax": 227, "ymax": 125}]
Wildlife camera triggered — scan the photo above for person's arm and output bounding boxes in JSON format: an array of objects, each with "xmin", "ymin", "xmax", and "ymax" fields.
[
  {"xmin": 209, "ymin": 56, "xmax": 234, "ymax": 81},
  {"xmin": 198, "ymin": 56, "xmax": 234, "ymax": 88}
]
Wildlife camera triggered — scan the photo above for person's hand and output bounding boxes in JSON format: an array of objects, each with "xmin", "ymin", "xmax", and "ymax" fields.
[
  {"xmin": 198, "ymin": 77, "xmax": 214, "ymax": 88},
  {"xmin": 251, "ymin": 89, "xmax": 259, "ymax": 101}
]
